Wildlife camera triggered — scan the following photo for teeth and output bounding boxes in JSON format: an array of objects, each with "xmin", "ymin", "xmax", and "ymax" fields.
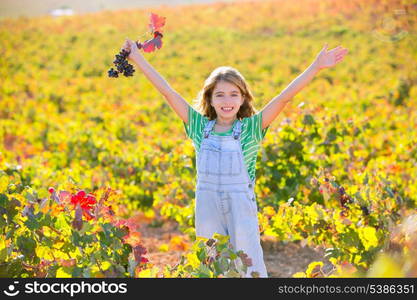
[{"xmin": 221, "ymin": 107, "xmax": 233, "ymax": 111}]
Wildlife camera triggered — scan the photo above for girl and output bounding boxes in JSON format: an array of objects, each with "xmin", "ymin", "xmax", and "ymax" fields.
[{"xmin": 121, "ymin": 39, "xmax": 348, "ymax": 277}]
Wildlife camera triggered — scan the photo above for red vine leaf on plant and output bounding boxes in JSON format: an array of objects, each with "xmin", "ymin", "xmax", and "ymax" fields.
[
  {"xmin": 237, "ymin": 252, "xmax": 253, "ymax": 267},
  {"xmin": 133, "ymin": 244, "xmax": 149, "ymax": 264},
  {"xmin": 60, "ymin": 258, "xmax": 77, "ymax": 267},
  {"xmin": 72, "ymin": 203, "xmax": 83, "ymax": 231},
  {"xmin": 123, "ymin": 231, "xmax": 142, "ymax": 247},
  {"xmin": 141, "ymin": 12, "xmax": 165, "ymax": 53},
  {"xmin": 70, "ymin": 190, "xmax": 97, "ymax": 221},
  {"xmin": 58, "ymin": 190, "xmax": 71, "ymax": 205},
  {"xmin": 148, "ymin": 12, "xmax": 166, "ymax": 34},
  {"xmin": 142, "ymin": 35, "xmax": 163, "ymax": 53},
  {"xmin": 113, "ymin": 217, "xmax": 139, "ymax": 234}
]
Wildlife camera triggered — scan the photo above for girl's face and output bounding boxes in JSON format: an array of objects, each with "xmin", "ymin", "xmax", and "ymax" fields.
[{"xmin": 211, "ymin": 81, "xmax": 244, "ymax": 119}]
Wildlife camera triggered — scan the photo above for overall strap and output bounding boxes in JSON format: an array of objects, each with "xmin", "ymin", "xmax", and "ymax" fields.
[
  {"xmin": 203, "ymin": 119, "xmax": 216, "ymax": 138},
  {"xmin": 232, "ymin": 120, "xmax": 242, "ymax": 140}
]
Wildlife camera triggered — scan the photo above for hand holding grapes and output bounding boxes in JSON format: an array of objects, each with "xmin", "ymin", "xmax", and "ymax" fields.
[
  {"xmin": 121, "ymin": 38, "xmax": 141, "ymax": 61},
  {"xmin": 107, "ymin": 12, "xmax": 166, "ymax": 78}
]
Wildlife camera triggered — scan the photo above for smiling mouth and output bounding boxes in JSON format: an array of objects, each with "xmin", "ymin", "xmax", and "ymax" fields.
[{"xmin": 221, "ymin": 107, "xmax": 234, "ymax": 112}]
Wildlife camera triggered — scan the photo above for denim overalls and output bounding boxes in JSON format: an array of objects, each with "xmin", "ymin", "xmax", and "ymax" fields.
[{"xmin": 194, "ymin": 118, "xmax": 268, "ymax": 278}]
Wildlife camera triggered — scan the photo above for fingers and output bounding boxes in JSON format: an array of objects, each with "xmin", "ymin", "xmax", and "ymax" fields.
[
  {"xmin": 335, "ymin": 53, "xmax": 345, "ymax": 60},
  {"xmin": 336, "ymin": 48, "xmax": 348, "ymax": 59},
  {"xmin": 337, "ymin": 47, "xmax": 348, "ymax": 53},
  {"xmin": 330, "ymin": 45, "xmax": 348, "ymax": 53},
  {"xmin": 332, "ymin": 48, "xmax": 348, "ymax": 59},
  {"xmin": 335, "ymin": 54, "xmax": 346, "ymax": 63},
  {"xmin": 121, "ymin": 38, "xmax": 139, "ymax": 55},
  {"xmin": 121, "ymin": 39, "xmax": 131, "ymax": 52}
]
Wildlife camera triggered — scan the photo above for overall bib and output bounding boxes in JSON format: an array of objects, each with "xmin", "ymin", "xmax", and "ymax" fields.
[{"xmin": 195, "ymin": 118, "xmax": 268, "ymax": 278}]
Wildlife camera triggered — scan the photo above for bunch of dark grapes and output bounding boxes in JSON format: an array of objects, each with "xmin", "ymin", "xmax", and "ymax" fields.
[
  {"xmin": 360, "ymin": 205, "xmax": 370, "ymax": 216},
  {"xmin": 108, "ymin": 48, "xmax": 136, "ymax": 78},
  {"xmin": 338, "ymin": 185, "xmax": 354, "ymax": 208}
]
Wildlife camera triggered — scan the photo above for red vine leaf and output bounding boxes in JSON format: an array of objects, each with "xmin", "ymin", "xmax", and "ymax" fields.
[
  {"xmin": 133, "ymin": 244, "xmax": 148, "ymax": 264},
  {"xmin": 148, "ymin": 12, "xmax": 166, "ymax": 34},
  {"xmin": 142, "ymin": 35, "xmax": 163, "ymax": 53},
  {"xmin": 72, "ymin": 203, "xmax": 83, "ymax": 231}
]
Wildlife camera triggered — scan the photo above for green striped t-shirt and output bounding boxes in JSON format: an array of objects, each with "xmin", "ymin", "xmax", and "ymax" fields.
[{"xmin": 183, "ymin": 105, "xmax": 270, "ymax": 182}]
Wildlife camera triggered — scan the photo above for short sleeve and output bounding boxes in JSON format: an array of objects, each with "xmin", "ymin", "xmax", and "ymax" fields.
[
  {"xmin": 242, "ymin": 111, "xmax": 270, "ymax": 143},
  {"xmin": 259, "ymin": 110, "xmax": 270, "ymax": 141},
  {"xmin": 182, "ymin": 105, "xmax": 208, "ymax": 141}
]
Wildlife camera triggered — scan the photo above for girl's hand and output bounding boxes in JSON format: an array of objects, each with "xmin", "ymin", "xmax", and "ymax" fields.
[
  {"xmin": 314, "ymin": 43, "xmax": 349, "ymax": 70},
  {"xmin": 121, "ymin": 38, "xmax": 141, "ymax": 61}
]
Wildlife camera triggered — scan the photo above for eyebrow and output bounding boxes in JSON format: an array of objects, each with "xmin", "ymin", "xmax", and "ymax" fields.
[{"xmin": 214, "ymin": 90, "xmax": 240, "ymax": 95}]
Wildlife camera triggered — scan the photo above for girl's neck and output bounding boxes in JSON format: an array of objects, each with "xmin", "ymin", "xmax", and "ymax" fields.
[{"xmin": 216, "ymin": 116, "xmax": 237, "ymax": 126}]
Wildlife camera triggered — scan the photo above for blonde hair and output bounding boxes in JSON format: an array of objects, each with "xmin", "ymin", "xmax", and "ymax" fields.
[{"xmin": 192, "ymin": 66, "xmax": 258, "ymax": 120}]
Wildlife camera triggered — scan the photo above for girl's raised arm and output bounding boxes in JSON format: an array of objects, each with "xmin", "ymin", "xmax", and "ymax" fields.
[{"xmin": 122, "ymin": 39, "xmax": 189, "ymax": 124}]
